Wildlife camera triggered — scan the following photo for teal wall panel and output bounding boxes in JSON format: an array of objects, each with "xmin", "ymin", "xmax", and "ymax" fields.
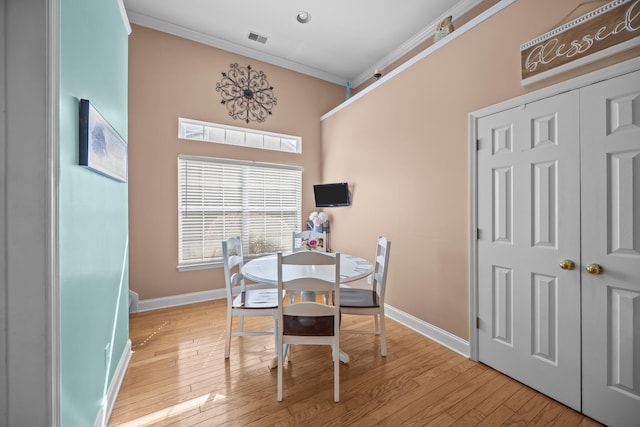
[{"xmin": 59, "ymin": 0, "xmax": 129, "ymax": 425}]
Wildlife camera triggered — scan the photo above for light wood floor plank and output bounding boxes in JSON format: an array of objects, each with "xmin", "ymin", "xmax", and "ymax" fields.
[{"xmin": 108, "ymin": 300, "xmax": 602, "ymax": 426}]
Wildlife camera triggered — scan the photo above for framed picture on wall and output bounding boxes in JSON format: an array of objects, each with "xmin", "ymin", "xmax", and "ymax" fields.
[{"xmin": 79, "ymin": 98, "xmax": 128, "ymax": 182}]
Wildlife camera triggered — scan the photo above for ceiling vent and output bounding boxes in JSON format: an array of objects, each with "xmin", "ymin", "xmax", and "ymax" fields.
[{"xmin": 247, "ymin": 31, "xmax": 268, "ymax": 44}]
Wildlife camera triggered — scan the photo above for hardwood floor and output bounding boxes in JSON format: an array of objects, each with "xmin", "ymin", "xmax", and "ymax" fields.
[{"xmin": 108, "ymin": 299, "xmax": 602, "ymax": 426}]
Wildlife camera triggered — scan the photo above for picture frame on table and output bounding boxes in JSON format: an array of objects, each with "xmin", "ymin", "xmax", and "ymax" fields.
[{"xmin": 79, "ymin": 98, "xmax": 128, "ymax": 182}]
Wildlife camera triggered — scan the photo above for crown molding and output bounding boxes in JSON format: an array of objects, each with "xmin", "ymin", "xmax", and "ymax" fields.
[
  {"xmin": 117, "ymin": 0, "xmax": 132, "ymax": 35},
  {"xmin": 128, "ymin": 1, "xmax": 485, "ymax": 88},
  {"xmin": 127, "ymin": 11, "xmax": 345, "ymax": 85}
]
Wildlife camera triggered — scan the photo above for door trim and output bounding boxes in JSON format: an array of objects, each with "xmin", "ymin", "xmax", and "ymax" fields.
[
  {"xmin": 47, "ymin": 0, "xmax": 61, "ymax": 424},
  {"xmin": 468, "ymin": 56, "xmax": 640, "ymax": 361}
]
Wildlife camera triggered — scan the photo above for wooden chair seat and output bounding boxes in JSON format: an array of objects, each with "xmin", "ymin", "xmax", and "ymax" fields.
[
  {"xmin": 283, "ymin": 315, "xmax": 335, "ymax": 336},
  {"xmin": 340, "ymin": 288, "xmax": 379, "ymax": 308}
]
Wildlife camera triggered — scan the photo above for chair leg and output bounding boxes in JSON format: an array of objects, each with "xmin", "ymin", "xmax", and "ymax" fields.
[
  {"xmin": 333, "ymin": 344, "xmax": 340, "ymax": 402},
  {"xmin": 238, "ymin": 313, "xmax": 244, "ymax": 332},
  {"xmin": 277, "ymin": 337, "xmax": 284, "ymax": 401},
  {"xmin": 373, "ymin": 312, "xmax": 379, "ymax": 333},
  {"xmin": 224, "ymin": 308, "xmax": 233, "ymax": 359},
  {"xmin": 273, "ymin": 314, "xmax": 277, "ymax": 355},
  {"xmin": 379, "ymin": 311, "xmax": 387, "ymax": 356}
]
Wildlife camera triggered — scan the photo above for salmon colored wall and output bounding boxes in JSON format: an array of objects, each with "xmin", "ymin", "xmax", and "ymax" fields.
[
  {"xmin": 321, "ymin": 0, "xmax": 640, "ymax": 340},
  {"xmin": 128, "ymin": 25, "xmax": 344, "ymax": 300}
]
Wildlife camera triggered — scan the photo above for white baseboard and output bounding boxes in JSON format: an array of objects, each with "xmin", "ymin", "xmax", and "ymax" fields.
[
  {"xmin": 95, "ymin": 339, "xmax": 132, "ymax": 427},
  {"xmin": 134, "ymin": 288, "xmax": 470, "ymax": 358},
  {"xmin": 128, "ymin": 290, "xmax": 138, "ymax": 313},
  {"xmin": 136, "ymin": 288, "xmax": 225, "ymax": 312},
  {"xmin": 385, "ymin": 305, "xmax": 470, "ymax": 358},
  {"xmin": 134, "ymin": 283, "xmax": 276, "ymax": 313}
]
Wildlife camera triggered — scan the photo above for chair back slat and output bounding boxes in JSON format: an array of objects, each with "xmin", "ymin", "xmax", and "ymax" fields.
[
  {"xmin": 372, "ymin": 237, "xmax": 391, "ymax": 302},
  {"xmin": 284, "ymin": 302, "xmax": 334, "ymax": 317},
  {"xmin": 282, "ymin": 278, "xmax": 336, "ymax": 293},
  {"xmin": 222, "ymin": 237, "xmax": 246, "ymax": 298}
]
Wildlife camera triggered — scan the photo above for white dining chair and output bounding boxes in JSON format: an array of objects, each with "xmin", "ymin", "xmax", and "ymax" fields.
[
  {"xmin": 222, "ymin": 237, "xmax": 279, "ymax": 359},
  {"xmin": 276, "ymin": 251, "xmax": 341, "ymax": 402},
  {"xmin": 339, "ymin": 236, "xmax": 391, "ymax": 356}
]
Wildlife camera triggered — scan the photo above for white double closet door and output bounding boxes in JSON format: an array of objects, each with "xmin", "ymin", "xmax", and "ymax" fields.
[{"xmin": 477, "ymin": 69, "xmax": 640, "ymax": 427}]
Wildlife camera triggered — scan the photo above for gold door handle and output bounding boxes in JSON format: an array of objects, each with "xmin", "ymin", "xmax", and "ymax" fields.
[
  {"xmin": 586, "ymin": 263, "xmax": 603, "ymax": 275},
  {"xmin": 559, "ymin": 260, "xmax": 575, "ymax": 270}
]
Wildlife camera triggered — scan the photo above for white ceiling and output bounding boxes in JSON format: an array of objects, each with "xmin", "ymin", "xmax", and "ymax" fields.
[{"xmin": 123, "ymin": 0, "xmax": 482, "ymax": 87}]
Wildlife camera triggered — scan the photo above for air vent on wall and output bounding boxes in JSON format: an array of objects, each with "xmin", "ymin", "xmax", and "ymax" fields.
[{"xmin": 248, "ymin": 31, "xmax": 268, "ymax": 44}]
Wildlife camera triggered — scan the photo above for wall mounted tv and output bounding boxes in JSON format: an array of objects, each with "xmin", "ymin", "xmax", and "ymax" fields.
[{"xmin": 313, "ymin": 182, "xmax": 351, "ymax": 207}]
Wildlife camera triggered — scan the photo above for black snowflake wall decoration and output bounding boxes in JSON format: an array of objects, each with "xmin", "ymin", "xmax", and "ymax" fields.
[{"xmin": 215, "ymin": 63, "xmax": 277, "ymax": 123}]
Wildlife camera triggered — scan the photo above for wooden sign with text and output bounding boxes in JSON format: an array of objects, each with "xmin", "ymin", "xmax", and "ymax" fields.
[{"xmin": 521, "ymin": 0, "xmax": 640, "ymax": 85}]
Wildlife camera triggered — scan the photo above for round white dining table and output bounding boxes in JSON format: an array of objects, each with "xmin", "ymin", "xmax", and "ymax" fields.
[
  {"xmin": 242, "ymin": 252, "xmax": 374, "ymax": 286},
  {"xmin": 241, "ymin": 251, "xmax": 373, "ymax": 366}
]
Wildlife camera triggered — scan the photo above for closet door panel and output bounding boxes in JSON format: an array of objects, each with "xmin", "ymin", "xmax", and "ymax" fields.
[
  {"xmin": 477, "ymin": 90, "xmax": 581, "ymax": 411},
  {"xmin": 581, "ymin": 69, "xmax": 640, "ymax": 427}
]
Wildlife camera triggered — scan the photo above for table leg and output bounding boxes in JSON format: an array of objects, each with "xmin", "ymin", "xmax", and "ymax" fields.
[{"xmin": 300, "ymin": 291, "xmax": 315, "ymax": 301}]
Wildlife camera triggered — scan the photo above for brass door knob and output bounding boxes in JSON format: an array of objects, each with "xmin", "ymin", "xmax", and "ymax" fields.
[
  {"xmin": 586, "ymin": 263, "xmax": 603, "ymax": 275},
  {"xmin": 559, "ymin": 260, "xmax": 575, "ymax": 270}
]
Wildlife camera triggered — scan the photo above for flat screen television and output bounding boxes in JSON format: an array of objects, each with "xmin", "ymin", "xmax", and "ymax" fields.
[{"xmin": 313, "ymin": 182, "xmax": 351, "ymax": 207}]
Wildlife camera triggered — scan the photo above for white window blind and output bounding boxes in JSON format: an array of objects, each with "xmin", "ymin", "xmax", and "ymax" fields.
[{"xmin": 177, "ymin": 155, "xmax": 302, "ymax": 268}]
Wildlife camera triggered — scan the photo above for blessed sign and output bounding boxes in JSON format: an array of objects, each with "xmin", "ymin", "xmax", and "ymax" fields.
[{"xmin": 521, "ymin": 0, "xmax": 640, "ymax": 85}]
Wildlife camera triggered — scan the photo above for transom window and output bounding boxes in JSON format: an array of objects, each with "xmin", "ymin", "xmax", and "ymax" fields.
[
  {"xmin": 178, "ymin": 117, "xmax": 302, "ymax": 153},
  {"xmin": 177, "ymin": 155, "xmax": 302, "ymax": 270}
]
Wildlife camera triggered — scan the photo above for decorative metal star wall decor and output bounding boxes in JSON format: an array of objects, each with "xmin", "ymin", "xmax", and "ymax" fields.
[{"xmin": 215, "ymin": 63, "xmax": 277, "ymax": 123}]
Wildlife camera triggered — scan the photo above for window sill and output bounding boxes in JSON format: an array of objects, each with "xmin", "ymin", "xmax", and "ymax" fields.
[{"xmin": 177, "ymin": 261, "xmax": 222, "ymax": 272}]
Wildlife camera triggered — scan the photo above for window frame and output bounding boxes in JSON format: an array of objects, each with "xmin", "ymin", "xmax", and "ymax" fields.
[
  {"xmin": 177, "ymin": 155, "xmax": 303, "ymax": 272},
  {"xmin": 178, "ymin": 117, "xmax": 302, "ymax": 154}
]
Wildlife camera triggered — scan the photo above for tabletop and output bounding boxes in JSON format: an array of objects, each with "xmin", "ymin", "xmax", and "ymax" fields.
[{"xmin": 241, "ymin": 252, "xmax": 373, "ymax": 286}]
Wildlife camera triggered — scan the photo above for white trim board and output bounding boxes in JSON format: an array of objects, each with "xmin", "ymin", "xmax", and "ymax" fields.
[
  {"xmin": 135, "ymin": 288, "xmax": 470, "ymax": 357},
  {"xmin": 47, "ymin": 0, "xmax": 61, "ymax": 424},
  {"xmin": 136, "ymin": 288, "xmax": 226, "ymax": 312},
  {"xmin": 117, "ymin": 0, "xmax": 132, "ymax": 35},
  {"xmin": 467, "ymin": 56, "xmax": 640, "ymax": 361},
  {"xmin": 95, "ymin": 340, "xmax": 132, "ymax": 427},
  {"xmin": 385, "ymin": 306, "xmax": 470, "ymax": 357},
  {"xmin": 134, "ymin": 282, "xmax": 281, "ymax": 312}
]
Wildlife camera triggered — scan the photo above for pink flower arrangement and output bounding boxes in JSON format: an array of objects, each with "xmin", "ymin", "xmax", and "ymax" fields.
[{"xmin": 309, "ymin": 211, "xmax": 329, "ymax": 227}]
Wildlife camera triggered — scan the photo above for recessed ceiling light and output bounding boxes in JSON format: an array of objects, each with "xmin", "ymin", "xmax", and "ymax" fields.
[{"xmin": 296, "ymin": 11, "xmax": 311, "ymax": 24}]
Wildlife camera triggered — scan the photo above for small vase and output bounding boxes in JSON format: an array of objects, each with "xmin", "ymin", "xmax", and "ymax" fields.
[{"xmin": 313, "ymin": 224, "xmax": 323, "ymax": 232}]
